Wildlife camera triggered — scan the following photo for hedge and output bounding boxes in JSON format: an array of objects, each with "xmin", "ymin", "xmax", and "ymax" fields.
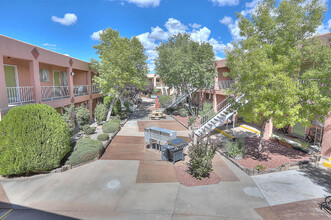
[
  {"xmin": 0, "ymin": 104, "xmax": 70, "ymax": 176},
  {"xmin": 97, "ymin": 133, "xmax": 109, "ymax": 141},
  {"xmin": 65, "ymin": 138, "xmax": 103, "ymax": 166},
  {"xmin": 102, "ymin": 121, "xmax": 120, "ymax": 133}
]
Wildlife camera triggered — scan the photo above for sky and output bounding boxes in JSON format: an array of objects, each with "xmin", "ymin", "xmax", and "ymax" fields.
[{"xmin": 1, "ymin": 0, "xmax": 330, "ymax": 73}]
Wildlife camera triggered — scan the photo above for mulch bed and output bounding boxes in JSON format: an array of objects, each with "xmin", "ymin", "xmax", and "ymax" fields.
[
  {"xmin": 174, "ymin": 165, "xmax": 221, "ymax": 187},
  {"xmin": 233, "ymin": 137, "xmax": 312, "ymax": 170}
]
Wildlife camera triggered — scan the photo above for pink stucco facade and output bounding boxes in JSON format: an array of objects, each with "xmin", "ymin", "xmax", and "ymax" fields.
[{"xmin": 0, "ymin": 34, "xmax": 102, "ymax": 120}]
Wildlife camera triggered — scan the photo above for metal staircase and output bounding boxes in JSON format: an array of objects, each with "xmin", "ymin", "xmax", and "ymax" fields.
[
  {"xmin": 195, "ymin": 95, "xmax": 246, "ymax": 137},
  {"xmin": 166, "ymin": 93, "xmax": 189, "ymax": 109}
]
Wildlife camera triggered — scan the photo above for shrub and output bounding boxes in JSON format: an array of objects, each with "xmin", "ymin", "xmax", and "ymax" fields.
[
  {"xmin": 0, "ymin": 104, "xmax": 70, "ymax": 176},
  {"xmin": 94, "ymin": 103, "xmax": 107, "ymax": 124},
  {"xmin": 102, "ymin": 121, "xmax": 120, "ymax": 133},
  {"xmin": 224, "ymin": 138, "xmax": 245, "ymax": 158},
  {"xmin": 103, "ymin": 96, "xmax": 113, "ymax": 109},
  {"xmin": 124, "ymin": 101, "xmax": 130, "ymax": 112},
  {"xmin": 159, "ymin": 95, "xmax": 173, "ymax": 108},
  {"xmin": 256, "ymin": 164, "xmax": 266, "ymax": 171},
  {"xmin": 76, "ymin": 106, "xmax": 90, "ymax": 127},
  {"xmin": 188, "ymin": 138, "xmax": 217, "ymax": 179},
  {"xmin": 188, "ymin": 116, "xmax": 197, "ymax": 126},
  {"xmin": 166, "ymin": 107, "xmax": 175, "ymax": 113},
  {"xmin": 118, "ymin": 111, "xmax": 129, "ymax": 120},
  {"xmin": 97, "ymin": 133, "xmax": 109, "ymax": 141},
  {"xmin": 65, "ymin": 138, "xmax": 103, "ymax": 166},
  {"xmin": 62, "ymin": 104, "xmax": 76, "ymax": 135},
  {"xmin": 179, "ymin": 108, "xmax": 188, "ymax": 117},
  {"xmin": 110, "ymin": 116, "xmax": 121, "ymax": 124},
  {"xmin": 112, "ymin": 99, "xmax": 122, "ymax": 116},
  {"xmin": 82, "ymin": 125, "xmax": 96, "ymax": 135}
]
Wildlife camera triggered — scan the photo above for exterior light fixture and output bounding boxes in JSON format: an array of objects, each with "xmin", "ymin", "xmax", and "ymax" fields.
[{"xmin": 71, "ymin": 72, "xmax": 75, "ymax": 76}]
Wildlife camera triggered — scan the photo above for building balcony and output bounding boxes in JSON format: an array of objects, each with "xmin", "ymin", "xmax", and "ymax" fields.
[
  {"xmin": 217, "ymin": 80, "xmax": 234, "ymax": 90},
  {"xmin": 91, "ymin": 84, "xmax": 100, "ymax": 94},
  {"xmin": 7, "ymin": 86, "xmax": 35, "ymax": 105},
  {"xmin": 74, "ymin": 85, "xmax": 89, "ymax": 97},
  {"xmin": 41, "ymin": 86, "xmax": 70, "ymax": 101}
]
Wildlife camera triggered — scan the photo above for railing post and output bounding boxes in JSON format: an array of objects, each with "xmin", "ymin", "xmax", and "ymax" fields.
[
  {"xmin": 0, "ymin": 55, "xmax": 8, "ymax": 112},
  {"xmin": 29, "ymin": 60, "xmax": 41, "ymax": 103}
]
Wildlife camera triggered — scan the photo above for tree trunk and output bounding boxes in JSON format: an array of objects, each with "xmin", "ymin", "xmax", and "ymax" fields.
[
  {"xmin": 258, "ymin": 118, "xmax": 267, "ymax": 152},
  {"xmin": 106, "ymin": 90, "xmax": 125, "ymax": 121},
  {"xmin": 172, "ymin": 88, "xmax": 177, "ymax": 104}
]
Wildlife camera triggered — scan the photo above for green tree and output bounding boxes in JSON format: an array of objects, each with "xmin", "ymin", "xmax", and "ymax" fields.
[
  {"xmin": 91, "ymin": 28, "xmax": 149, "ymax": 121},
  {"xmin": 225, "ymin": 0, "xmax": 330, "ymax": 151},
  {"xmin": 155, "ymin": 33, "xmax": 216, "ymax": 115}
]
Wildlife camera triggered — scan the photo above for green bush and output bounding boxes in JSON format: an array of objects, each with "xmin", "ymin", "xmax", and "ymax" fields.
[
  {"xmin": 224, "ymin": 138, "xmax": 245, "ymax": 158},
  {"xmin": 76, "ymin": 106, "xmax": 90, "ymax": 127},
  {"xmin": 94, "ymin": 103, "xmax": 107, "ymax": 124},
  {"xmin": 188, "ymin": 116, "xmax": 197, "ymax": 126},
  {"xmin": 118, "ymin": 111, "xmax": 129, "ymax": 120},
  {"xmin": 166, "ymin": 107, "xmax": 175, "ymax": 113},
  {"xmin": 102, "ymin": 121, "xmax": 120, "ymax": 133},
  {"xmin": 65, "ymin": 138, "xmax": 103, "ymax": 166},
  {"xmin": 103, "ymin": 96, "xmax": 113, "ymax": 109},
  {"xmin": 124, "ymin": 101, "xmax": 130, "ymax": 112},
  {"xmin": 82, "ymin": 125, "xmax": 96, "ymax": 135},
  {"xmin": 110, "ymin": 116, "xmax": 121, "ymax": 124},
  {"xmin": 179, "ymin": 108, "xmax": 188, "ymax": 117},
  {"xmin": 0, "ymin": 104, "xmax": 70, "ymax": 176},
  {"xmin": 97, "ymin": 133, "xmax": 109, "ymax": 141},
  {"xmin": 112, "ymin": 99, "xmax": 122, "ymax": 116},
  {"xmin": 62, "ymin": 104, "xmax": 76, "ymax": 135},
  {"xmin": 159, "ymin": 95, "xmax": 173, "ymax": 108},
  {"xmin": 188, "ymin": 139, "xmax": 217, "ymax": 179}
]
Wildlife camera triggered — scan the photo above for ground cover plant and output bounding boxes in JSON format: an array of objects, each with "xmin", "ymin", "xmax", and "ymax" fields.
[
  {"xmin": 102, "ymin": 121, "xmax": 120, "ymax": 133},
  {"xmin": 65, "ymin": 137, "xmax": 103, "ymax": 166},
  {"xmin": 97, "ymin": 133, "xmax": 109, "ymax": 141},
  {"xmin": 0, "ymin": 104, "xmax": 70, "ymax": 176}
]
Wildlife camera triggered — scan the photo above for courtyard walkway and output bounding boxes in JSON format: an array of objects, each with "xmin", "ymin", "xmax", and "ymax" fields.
[{"xmin": 0, "ymin": 98, "xmax": 330, "ymax": 219}]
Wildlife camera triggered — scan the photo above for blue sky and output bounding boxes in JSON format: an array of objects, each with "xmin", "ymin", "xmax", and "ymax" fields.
[{"xmin": 1, "ymin": 0, "xmax": 330, "ymax": 72}]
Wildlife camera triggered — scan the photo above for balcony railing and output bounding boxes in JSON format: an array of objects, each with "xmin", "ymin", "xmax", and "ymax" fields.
[
  {"xmin": 218, "ymin": 80, "xmax": 235, "ymax": 90},
  {"xmin": 91, "ymin": 84, "xmax": 100, "ymax": 94},
  {"xmin": 155, "ymin": 82, "xmax": 162, "ymax": 88},
  {"xmin": 41, "ymin": 86, "xmax": 70, "ymax": 101},
  {"xmin": 74, "ymin": 85, "xmax": 89, "ymax": 97},
  {"xmin": 7, "ymin": 86, "xmax": 35, "ymax": 104}
]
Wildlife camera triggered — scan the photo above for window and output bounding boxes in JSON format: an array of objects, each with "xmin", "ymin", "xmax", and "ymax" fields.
[
  {"xmin": 61, "ymin": 72, "xmax": 68, "ymax": 86},
  {"xmin": 40, "ymin": 69, "xmax": 49, "ymax": 82}
]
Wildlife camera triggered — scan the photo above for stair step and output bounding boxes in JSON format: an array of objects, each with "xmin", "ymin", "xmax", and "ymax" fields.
[{"xmin": 324, "ymin": 161, "xmax": 331, "ymax": 169}]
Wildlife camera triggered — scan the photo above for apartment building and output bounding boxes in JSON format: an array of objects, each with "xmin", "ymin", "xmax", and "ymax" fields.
[
  {"xmin": 147, "ymin": 73, "xmax": 170, "ymax": 96},
  {"xmin": 194, "ymin": 32, "xmax": 331, "ymax": 158},
  {"xmin": 0, "ymin": 35, "xmax": 103, "ymax": 120}
]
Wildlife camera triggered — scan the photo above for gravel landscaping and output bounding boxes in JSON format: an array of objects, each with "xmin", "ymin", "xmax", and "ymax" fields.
[
  {"xmin": 174, "ymin": 165, "xmax": 221, "ymax": 187},
  {"xmin": 234, "ymin": 137, "xmax": 313, "ymax": 170}
]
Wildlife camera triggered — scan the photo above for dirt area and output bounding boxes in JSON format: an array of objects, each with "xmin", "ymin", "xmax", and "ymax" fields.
[{"xmin": 233, "ymin": 137, "xmax": 313, "ymax": 170}]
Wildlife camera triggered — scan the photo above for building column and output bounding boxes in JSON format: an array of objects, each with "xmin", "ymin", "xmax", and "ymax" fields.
[
  {"xmin": 87, "ymin": 71, "xmax": 93, "ymax": 120},
  {"xmin": 0, "ymin": 55, "xmax": 8, "ymax": 111},
  {"xmin": 321, "ymin": 112, "xmax": 331, "ymax": 157},
  {"xmin": 264, "ymin": 118, "xmax": 273, "ymax": 138},
  {"xmin": 67, "ymin": 67, "xmax": 74, "ymax": 99},
  {"xmin": 29, "ymin": 60, "xmax": 41, "ymax": 103},
  {"xmin": 154, "ymin": 75, "xmax": 156, "ymax": 87}
]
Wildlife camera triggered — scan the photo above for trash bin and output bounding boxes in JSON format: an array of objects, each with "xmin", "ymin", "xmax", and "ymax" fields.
[{"xmin": 161, "ymin": 145, "xmax": 169, "ymax": 161}]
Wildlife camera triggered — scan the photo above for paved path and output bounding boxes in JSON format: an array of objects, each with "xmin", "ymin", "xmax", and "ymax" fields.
[{"xmin": 0, "ymin": 98, "xmax": 330, "ymax": 219}]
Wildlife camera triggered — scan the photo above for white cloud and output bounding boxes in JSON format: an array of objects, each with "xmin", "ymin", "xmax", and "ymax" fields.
[
  {"xmin": 219, "ymin": 16, "xmax": 233, "ymax": 25},
  {"xmin": 51, "ymin": 13, "xmax": 77, "ymax": 26},
  {"xmin": 210, "ymin": 0, "xmax": 239, "ymax": 6},
  {"xmin": 146, "ymin": 49, "xmax": 158, "ymax": 61},
  {"xmin": 228, "ymin": 20, "xmax": 244, "ymax": 41},
  {"xmin": 91, "ymin": 30, "xmax": 104, "ymax": 41},
  {"xmin": 189, "ymin": 23, "xmax": 202, "ymax": 29},
  {"xmin": 315, "ymin": 19, "xmax": 331, "ymax": 35},
  {"xmin": 191, "ymin": 27, "xmax": 211, "ymax": 43},
  {"xmin": 149, "ymin": 26, "xmax": 168, "ymax": 41},
  {"xmin": 41, "ymin": 43, "xmax": 56, "ymax": 47},
  {"xmin": 165, "ymin": 18, "xmax": 188, "ymax": 36},
  {"xmin": 136, "ymin": 32, "xmax": 157, "ymax": 50},
  {"xmin": 125, "ymin": 0, "xmax": 160, "ymax": 7}
]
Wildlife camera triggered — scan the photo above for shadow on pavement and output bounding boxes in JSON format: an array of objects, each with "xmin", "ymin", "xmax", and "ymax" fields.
[
  {"xmin": 0, "ymin": 202, "xmax": 78, "ymax": 220},
  {"xmin": 299, "ymin": 166, "xmax": 331, "ymax": 194}
]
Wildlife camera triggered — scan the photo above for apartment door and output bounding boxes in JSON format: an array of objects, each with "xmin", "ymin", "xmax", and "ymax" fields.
[
  {"xmin": 53, "ymin": 70, "xmax": 61, "ymax": 97},
  {"xmin": 4, "ymin": 65, "xmax": 20, "ymax": 103}
]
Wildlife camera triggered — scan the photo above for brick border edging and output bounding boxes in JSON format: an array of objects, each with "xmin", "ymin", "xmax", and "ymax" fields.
[{"xmin": 217, "ymin": 149, "xmax": 321, "ymax": 176}]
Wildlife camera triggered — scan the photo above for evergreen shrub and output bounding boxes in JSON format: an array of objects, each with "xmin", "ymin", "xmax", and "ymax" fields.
[
  {"xmin": 82, "ymin": 125, "xmax": 96, "ymax": 135},
  {"xmin": 97, "ymin": 133, "xmax": 109, "ymax": 141},
  {"xmin": 76, "ymin": 106, "xmax": 90, "ymax": 127},
  {"xmin": 102, "ymin": 121, "xmax": 120, "ymax": 133},
  {"xmin": 94, "ymin": 103, "xmax": 107, "ymax": 124},
  {"xmin": 0, "ymin": 104, "xmax": 70, "ymax": 176},
  {"xmin": 65, "ymin": 138, "xmax": 103, "ymax": 166},
  {"xmin": 179, "ymin": 108, "xmax": 188, "ymax": 117},
  {"xmin": 159, "ymin": 95, "xmax": 172, "ymax": 108}
]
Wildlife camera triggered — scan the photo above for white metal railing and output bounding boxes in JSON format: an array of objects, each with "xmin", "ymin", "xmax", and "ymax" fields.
[
  {"xmin": 91, "ymin": 84, "xmax": 100, "ymax": 94},
  {"xmin": 218, "ymin": 80, "xmax": 235, "ymax": 90},
  {"xmin": 155, "ymin": 82, "xmax": 162, "ymax": 87},
  {"xmin": 7, "ymin": 86, "xmax": 35, "ymax": 104},
  {"xmin": 200, "ymin": 97, "xmax": 230, "ymax": 125},
  {"xmin": 41, "ymin": 86, "xmax": 70, "ymax": 101},
  {"xmin": 74, "ymin": 85, "xmax": 89, "ymax": 97}
]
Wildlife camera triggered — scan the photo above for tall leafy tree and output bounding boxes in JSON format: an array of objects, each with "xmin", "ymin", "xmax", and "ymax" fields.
[
  {"xmin": 91, "ymin": 28, "xmax": 149, "ymax": 121},
  {"xmin": 155, "ymin": 33, "xmax": 216, "ymax": 115},
  {"xmin": 225, "ymin": 0, "xmax": 330, "ymax": 151}
]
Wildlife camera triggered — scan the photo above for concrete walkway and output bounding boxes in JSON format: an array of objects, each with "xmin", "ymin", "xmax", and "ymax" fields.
[{"xmin": 0, "ymin": 98, "xmax": 330, "ymax": 219}]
